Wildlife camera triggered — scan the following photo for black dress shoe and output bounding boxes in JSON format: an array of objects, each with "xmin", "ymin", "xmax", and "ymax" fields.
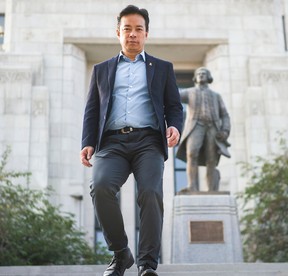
[
  {"xmin": 103, "ymin": 247, "xmax": 134, "ymax": 276},
  {"xmin": 138, "ymin": 264, "xmax": 158, "ymax": 276}
]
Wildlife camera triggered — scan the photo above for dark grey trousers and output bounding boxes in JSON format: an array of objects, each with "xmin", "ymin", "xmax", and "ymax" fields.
[{"xmin": 90, "ymin": 129, "xmax": 164, "ymax": 269}]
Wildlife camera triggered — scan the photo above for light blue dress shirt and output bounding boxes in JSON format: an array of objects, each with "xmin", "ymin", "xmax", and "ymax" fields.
[{"xmin": 104, "ymin": 51, "xmax": 159, "ymax": 131}]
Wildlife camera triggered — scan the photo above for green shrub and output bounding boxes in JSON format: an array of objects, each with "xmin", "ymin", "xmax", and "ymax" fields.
[
  {"xmin": 238, "ymin": 135, "xmax": 288, "ymax": 262},
  {"xmin": 0, "ymin": 147, "xmax": 110, "ymax": 265}
]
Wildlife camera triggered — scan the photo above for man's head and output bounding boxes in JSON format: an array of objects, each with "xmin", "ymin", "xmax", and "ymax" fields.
[
  {"xmin": 117, "ymin": 5, "xmax": 149, "ymax": 32},
  {"xmin": 193, "ymin": 67, "xmax": 213, "ymax": 85},
  {"xmin": 116, "ymin": 5, "xmax": 149, "ymax": 60}
]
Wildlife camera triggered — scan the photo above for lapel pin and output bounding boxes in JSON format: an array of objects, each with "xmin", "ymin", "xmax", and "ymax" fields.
[{"xmin": 149, "ymin": 62, "xmax": 152, "ymax": 66}]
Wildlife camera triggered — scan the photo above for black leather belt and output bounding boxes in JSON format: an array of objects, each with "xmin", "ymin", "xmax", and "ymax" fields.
[{"xmin": 104, "ymin": 127, "xmax": 152, "ymax": 136}]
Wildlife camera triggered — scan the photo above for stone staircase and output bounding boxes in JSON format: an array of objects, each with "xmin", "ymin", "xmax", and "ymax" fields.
[{"xmin": 0, "ymin": 263, "xmax": 288, "ymax": 276}]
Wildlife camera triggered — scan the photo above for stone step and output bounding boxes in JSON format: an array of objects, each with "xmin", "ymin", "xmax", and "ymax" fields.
[{"xmin": 0, "ymin": 263, "xmax": 288, "ymax": 276}]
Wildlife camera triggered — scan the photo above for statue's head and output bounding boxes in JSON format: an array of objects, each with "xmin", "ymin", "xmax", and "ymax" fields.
[{"xmin": 193, "ymin": 67, "xmax": 213, "ymax": 84}]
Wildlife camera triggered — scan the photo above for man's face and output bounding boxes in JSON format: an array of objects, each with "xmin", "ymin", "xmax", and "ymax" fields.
[
  {"xmin": 117, "ymin": 14, "xmax": 148, "ymax": 58},
  {"xmin": 195, "ymin": 69, "xmax": 208, "ymax": 84}
]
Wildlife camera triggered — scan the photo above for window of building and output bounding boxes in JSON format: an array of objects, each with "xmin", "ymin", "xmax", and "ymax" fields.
[
  {"xmin": 282, "ymin": 15, "xmax": 287, "ymax": 51},
  {"xmin": 173, "ymin": 71, "xmax": 194, "ymax": 194},
  {"xmin": 0, "ymin": 14, "xmax": 5, "ymax": 45},
  {"xmin": 135, "ymin": 185, "xmax": 140, "ymax": 260},
  {"xmin": 94, "ymin": 216, "xmax": 107, "ymax": 248}
]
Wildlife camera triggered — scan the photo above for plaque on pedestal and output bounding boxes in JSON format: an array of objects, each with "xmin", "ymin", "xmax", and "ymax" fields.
[{"xmin": 171, "ymin": 194, "xmax": 243, "ymax": 263}]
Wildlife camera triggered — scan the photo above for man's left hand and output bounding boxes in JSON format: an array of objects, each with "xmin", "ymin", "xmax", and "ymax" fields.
[
  {"xmin": 166, "ymin": 126, "xmax": 180, "ymax": 147},
  {"xmin": 216, "ymin": 131, "xmax": 229, "ymax": 142}
]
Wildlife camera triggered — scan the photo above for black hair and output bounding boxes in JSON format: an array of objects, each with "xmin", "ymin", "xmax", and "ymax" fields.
[
  {"xmin": 117, "ymin": 5, "xmax": 149, "ymax": 32},
  {"xmin": 193, "ymin": 67, "xmax": 214, "ymax": 84}
]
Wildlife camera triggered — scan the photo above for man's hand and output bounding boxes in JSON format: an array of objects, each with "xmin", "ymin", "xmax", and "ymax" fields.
[
  {"xmin": 80, "ymin": 146, "xmax": 95, "ymax": 167},
  {"xmin": 216, "ymin": 131, "xmax": 229, "ymax": 142},
  {"xmin": 166, "ymin": 126, "xmax": 180, "ymax": 148}
]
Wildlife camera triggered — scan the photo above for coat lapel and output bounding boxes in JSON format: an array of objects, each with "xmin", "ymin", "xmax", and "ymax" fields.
[
  {"xmin": 107, "ymin": 55, "xmax": 118, "ymax": 94},
  {"xmin": 106, "ymin": 55, "xmax": 118, "ymax": 113},
  {"xmin": 145, "ymin": 53, "xmax": 155, "ymax": 93}
]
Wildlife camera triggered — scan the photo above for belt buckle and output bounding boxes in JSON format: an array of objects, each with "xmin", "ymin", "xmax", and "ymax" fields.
[{"xmin": 121, "ymin": 127, "xmax": 133, "ymax": 134}]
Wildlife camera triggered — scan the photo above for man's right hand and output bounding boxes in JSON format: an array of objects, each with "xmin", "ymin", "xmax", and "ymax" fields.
[{"xmin": 80, "ymin": 146, "xmax": 95, "ymax": 167}]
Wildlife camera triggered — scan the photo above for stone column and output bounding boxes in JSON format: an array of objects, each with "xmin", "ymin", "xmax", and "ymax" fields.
[{"xmin": 49, "ymin": 44, "xmax": 87, "ymax": 229}]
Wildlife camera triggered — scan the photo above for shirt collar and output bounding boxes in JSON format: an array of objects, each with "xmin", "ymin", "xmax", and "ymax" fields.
[{"xmin": 118, "ymin": 50, "xmax": 146, "ymax": 62}]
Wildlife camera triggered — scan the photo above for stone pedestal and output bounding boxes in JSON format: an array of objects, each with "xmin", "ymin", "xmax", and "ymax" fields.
[{"xmin": 171, "ymin": 194, "xmax": 243, "ymax": 263}]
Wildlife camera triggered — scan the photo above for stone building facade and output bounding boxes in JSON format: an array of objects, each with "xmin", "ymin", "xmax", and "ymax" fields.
[{"xmin": 0, "ymin": 0, "xmax": 287, "ymax": 264}]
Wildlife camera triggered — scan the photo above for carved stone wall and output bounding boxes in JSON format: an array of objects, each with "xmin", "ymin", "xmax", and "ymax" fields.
[
  {"xmin": 245, "ymin": 57, "xmax": 288, "ymax": 162},
  {"xmin": 0, "ymin": 55, "xmax": 49, "ymax": 189}
]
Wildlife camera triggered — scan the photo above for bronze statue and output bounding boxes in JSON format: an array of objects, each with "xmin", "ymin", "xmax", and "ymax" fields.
[{"xmin": 176, "ymin": 67, "xmax": 231, "ymax": 192}]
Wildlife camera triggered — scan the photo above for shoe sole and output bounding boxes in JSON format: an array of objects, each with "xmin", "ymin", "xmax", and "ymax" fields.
[{"xmin": 141, "ymin": 270, "xmax": 158, "ymax": 276}]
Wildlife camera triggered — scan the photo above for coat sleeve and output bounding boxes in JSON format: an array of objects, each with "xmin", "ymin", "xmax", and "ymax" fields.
[
  {"xmin": 179, "ymin": 88, "xmax": 189, "ymax": 104},
  {"xmin": 81, "ymin": 66, "xmax": 100, "ymax": 150},
  {"xmin": 218, "ymin": 94, "xmax": 231, "ymax": 134},
  {"xmin": 163, "ymin": 62, "xmax": 184, "ymax": 135}
]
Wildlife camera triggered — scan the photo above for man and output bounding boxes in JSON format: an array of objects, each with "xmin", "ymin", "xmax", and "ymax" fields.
[
  {"xmin": 176, "ymin": 67, "xmax": 231, "ymax": 192},
  {"xmin": 80, "ymin": 5, "xmax": 183, "ymax": 276}
]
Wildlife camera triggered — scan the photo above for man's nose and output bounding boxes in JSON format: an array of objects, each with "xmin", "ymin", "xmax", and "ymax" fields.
[{"xmin": 129, "ymin": 31, "xmax": 136, "ymax": 37}]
